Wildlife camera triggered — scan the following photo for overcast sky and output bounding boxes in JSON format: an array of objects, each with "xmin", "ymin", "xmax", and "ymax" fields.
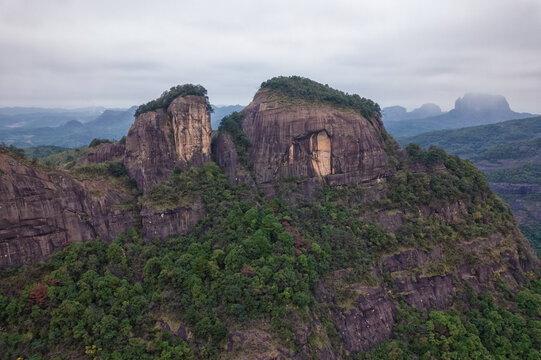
[{"xmin": 1, "ymin": 0, "xmax": 540, "ymax": 112}]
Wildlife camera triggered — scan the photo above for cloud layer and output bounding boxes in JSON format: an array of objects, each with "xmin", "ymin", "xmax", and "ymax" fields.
[{"xmin": 1, "ymin": 0, "xmax": 540, "ymax": 112}]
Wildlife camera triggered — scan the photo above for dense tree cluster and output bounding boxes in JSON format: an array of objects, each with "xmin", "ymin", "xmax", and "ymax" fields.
[
  {"xmin": 485, "ymin": 164, "xmax": 541, "ymax": 185},
  {"xmin": 0, "ymin": 234, "xmax": 193, "ymax": 359},
  {"xmin": 0, "ymin": 144, "xmax": 539, "ymax": 358},
  {"xmin": 260, "ymin": 76, "xmax": 381, "ymax": 118},
  {"xmin": 89, "ymin": 138, "xmax": 112, "ymax": 148},
  {"xmin": 134, "ymin": 84, "xmax": 212, "ymax": 117},
  {"xmin": 0, "ymin": 142, "xmax": 27, "ymax": 159},
  {"xmin": 217, "ymin": 112, "xmax": 252, "ymax": 170},
  {"xmin": 361, "ymin": 290, "xmax": 541, "ymax": 359}
]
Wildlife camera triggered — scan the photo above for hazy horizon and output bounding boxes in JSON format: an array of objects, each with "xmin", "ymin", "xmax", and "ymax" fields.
[{"xmin": 2, "ymin": 0, "xmax": 541, "ymax": 113}]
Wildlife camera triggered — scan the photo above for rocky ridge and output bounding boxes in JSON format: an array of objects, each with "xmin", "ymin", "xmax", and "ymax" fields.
[
  {"xmin": 124, "ymin": 95, "xmax": 212, "ymax": 193},
  {"xmin": 0, "ymin": 79, "xmax": 539, "ymax": 359}
]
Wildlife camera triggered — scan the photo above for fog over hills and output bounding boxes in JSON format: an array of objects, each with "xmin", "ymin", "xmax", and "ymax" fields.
[
  {"xmin": 0, "ymin": 107, "xmax": 136, "ymax": 148},
  {"xmin": 0, "ymin": 104, "xmax": 243, "ymax": 148},
  {"xmin": 382, "ymin": 103, "xmax": 442, "ymax": 122},
  {"xmin": 383, "ymin": 93, "xmax": 537, "ymax": 137},
  {"xmin": 0, "ymin": 107, "xmax": 106, "ymax": 129}
]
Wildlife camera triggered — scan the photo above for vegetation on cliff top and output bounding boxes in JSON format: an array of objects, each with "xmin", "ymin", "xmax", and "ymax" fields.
[
  {"xmin": 260, "ymin": 76, "xmax": 381, "ymax": 118},
  {"xmin": 135, "ymin": 84, "xmax": 212, "ymax": 117}
]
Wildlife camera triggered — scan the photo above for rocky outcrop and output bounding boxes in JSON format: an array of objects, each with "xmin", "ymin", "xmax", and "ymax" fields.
[
  {"xmin": 0, "ymin": 153, "xmax": 135, "ymax": 266},
  {"xmin": 141, "ymin": 201, "xmax": 205, "ymax": 241},
  {"xmin": 310, "ymin": 233, "xmax": 539, "ymax": 357},
  {"xmin": 168, "ymin": 95, "xmax": 212, "ymax": 167},
  {"xmin": 315, "ymin": 270, "xmax": 396, "ymax": 355},
  {"xmin": 214, "ymin": 132, "xmax": 255, "ymax": 186},
  {"xmin": 233, "ymin": 91, "xmax": 397, "ymax": 193},
  {"xmin": 225, "ymin": 329, "xmax": 285, "ymax": 360},
  {"xmin": 124, "ymin": 95, "xmax": 211, "ymax": 192},
  {"xmin": 124, "ymin": 109, "xmax": 175, "ymax": 192},
  {"xmin": 78, "ymin": 142, "xmax": 126, "ymax": 165}
]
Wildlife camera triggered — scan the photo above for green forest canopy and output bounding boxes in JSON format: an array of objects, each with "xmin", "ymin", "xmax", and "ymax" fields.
[
  {"xmin": 135, "ymin": 84, "xmax": 212, "ymax": 117},
  {"xmin": 260, "ymin": 76, "xmax": 381, "ymax": 118}
]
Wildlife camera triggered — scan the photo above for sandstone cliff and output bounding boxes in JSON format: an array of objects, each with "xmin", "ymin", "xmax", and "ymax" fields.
[
  {"xmin": 217, "ymin": 90, "xmax": 399, "ymax": 196},
  {"xmin": 124, "ymin": 95, "xmax": 212, "ymax": 193},
  {"xmin": 0, "ymin": 152, "xmax": 135, "ymax": 266},
  {"xmin": 78, "ymin": 142, "xmax": 126, "ymax": 165}
]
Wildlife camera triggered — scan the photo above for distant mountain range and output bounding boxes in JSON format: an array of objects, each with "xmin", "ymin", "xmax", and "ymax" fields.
[
  {"xmin": 0, "ymin": 104, "xmax": 243, "ymax": 148},
  {"xmin": 383, "ymin": 93, "xmax": 537, "ymax": 137},
  {"xmin": 0, "ymin": 107, "xmax": 106, "ymax": 129},
  {"xmin": 398, "ymin": 116, "xmax": 541, "ymax": 255},
  {"xmin": 211, "ymin": 104, "xmax": 244, "ymax": 129},
  {"xmin": 382, "ymin": 103, "xmax": 443, "ymax": 122},
  {"xmin": 0, "ymin": 107, "xmax": 137, "ymax": 148}
]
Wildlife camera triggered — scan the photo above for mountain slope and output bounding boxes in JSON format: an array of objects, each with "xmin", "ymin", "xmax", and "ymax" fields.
[
  {"xmin": 398, "ymin": 116, "xmax": 541, "ymax": 256},
  {"xmin": 0, "ymin": 78, "xmax": 539, "ymax": 359}
]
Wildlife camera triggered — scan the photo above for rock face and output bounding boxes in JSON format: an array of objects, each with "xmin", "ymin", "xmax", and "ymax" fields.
[
  {"xmin": 78, "ymin": 143, "xmax": 126, "ymax": 165},
  {"xmin": 141, "ymin": 201, "xmax": 205, "ymax": 241},
  {"xmin": 0, "ymin": 153, "xmax": 135, "ymax": 266},
  {"xmin": 316, "ymin": 272, "xmax": 396, "ymax": 354},
  {"xmin": 231, "ymin": 91, "xmax": 397, "ymax": 192},
  {"xmin": 124, "ymin": 95, "xmax": 211, "ymax": 192},
  {"xmin": 310, "ymin": 233, "xmax": 539, "ymax": 357},
  {"xmin": 213, "ymin": 132, "xmax": 255, "ymax": 185}
]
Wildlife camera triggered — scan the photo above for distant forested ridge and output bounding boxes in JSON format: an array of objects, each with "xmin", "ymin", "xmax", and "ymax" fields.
[{"xmin": 398, "ymin": 116, "xmax": 541, "ymax": 256}]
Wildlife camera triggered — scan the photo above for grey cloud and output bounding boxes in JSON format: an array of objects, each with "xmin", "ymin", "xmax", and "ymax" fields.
[{"xmin": 0, "ymin": 0, "xmax": 540, "ymax": 112}]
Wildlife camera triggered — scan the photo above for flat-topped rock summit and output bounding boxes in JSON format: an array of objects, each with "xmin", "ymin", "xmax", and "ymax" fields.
[{"xmin": 216, "ymin": 76, "xmax": 401, "ymax": 195}]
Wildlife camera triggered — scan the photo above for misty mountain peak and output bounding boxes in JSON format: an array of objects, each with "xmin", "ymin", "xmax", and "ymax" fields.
[
  {"xmin": 454, "ymin": 93, "xmax": 510, "ymax": 114},
  {"xmin": 382, "ymin": 103, "xmax": 441, "ymax": 122}
]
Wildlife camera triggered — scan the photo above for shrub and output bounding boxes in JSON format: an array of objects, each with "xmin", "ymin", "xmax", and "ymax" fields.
[
  {"xmin": 135, "ymin": 84, "xmax": 212, "ymax": 117},
  {"xmin": 260, "ymin": 76, "xmax": 381, "ymax": 118}
]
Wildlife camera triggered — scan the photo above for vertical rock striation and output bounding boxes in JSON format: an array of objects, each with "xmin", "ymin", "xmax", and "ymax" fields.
[
  {"xmin": 124, "ymin": 95, "xmax": 211, "ymax": 193},
  {"xmin": 221, "ymin": 90, "xmax": 399, "ymax": 194}
]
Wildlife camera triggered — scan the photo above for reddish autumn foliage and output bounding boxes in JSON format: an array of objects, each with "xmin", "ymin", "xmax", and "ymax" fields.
[
  {"xmin": 282, "ymin": 220, "xmax": 312, "ymax": 256},
  {"xmin": 47, "ymin": 279, "xmax": 62, "ymax": 286},
  {"xmin": 240, "ymin": 264, "xmax": 256, "ymax": 277},
  {"xmin": 62, "ymin": 240, "xmax": 73, "ymax": 247},
  {"xmin": 28, "ymin": 283, "xmax": 47, "ymax": 307}
]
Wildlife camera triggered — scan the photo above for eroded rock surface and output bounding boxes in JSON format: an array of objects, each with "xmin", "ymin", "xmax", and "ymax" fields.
[
  {"xmin": 78, "ymin": 143, "xmax": 126, "ymax": 165},
  {"xmin": 124, "ymin": 95, "xmax": 211, "ymax": 192},
  {"xmin": 214, "ymin": 131, "xmax": 255, "ymax": 186},
  {"xmin": 238, "ymin": 91, "xmax": 397, "ymax": 191},
  {"xmin": 141, "ymin": 201, "xmax": 205, "ymax": 241},
  {"xmin": 0, "ymin": 153, "xmax": 135, "ymax": 266}
]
